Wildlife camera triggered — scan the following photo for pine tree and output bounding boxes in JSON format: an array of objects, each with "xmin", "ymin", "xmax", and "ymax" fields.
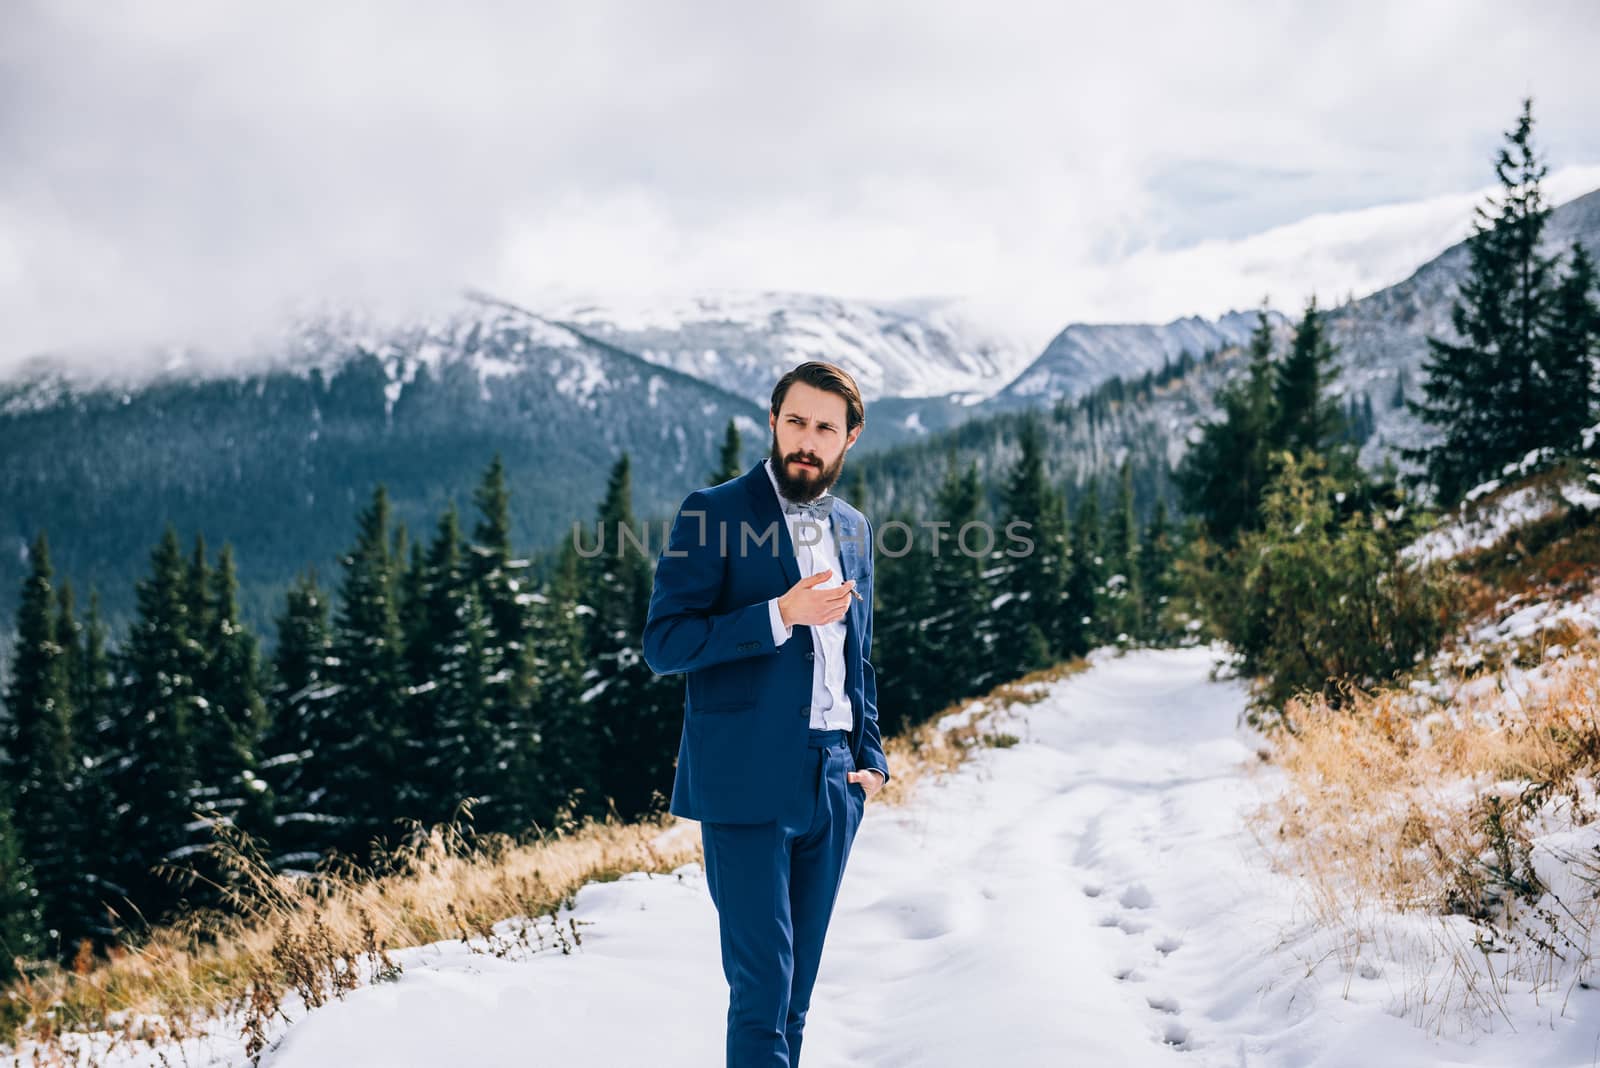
[
  {"xmin": 712, "ymin": 419, "xmax": 744, "ymax": 484},
  {"xmin": 1404, "ymin": 97, "xmax": 1562, "ymax": 503},
  {"xmin": 189, "ymin": 544, "xmax": 272, "ymax": 887},
  {"xmin": 49, "ymin": 581, "xmax": 107, "ymax": 954},
  {"xmin": 1272, "ymin": 295, "xmax": 1347, "ymax": 459},
  {"xmin": 389, "ymin": 521, "xmax": 411, "ymax": 623},
  {"xmin": 522, "ymin": 539, "xmax": 597, "ymax": 832},
  {"xmin": 873, "ymin": 510, "xmax": 937, "ymax": 738},
  {"xmin": 586, "ymin": 454, "xmax": 680, "ymax": 821},
  {"xmin": 2, "ymin": 533, "xmax": 87, "ymax": 961},
  {"xmin": 1063, "ymin": 478, "xmax": 1104, "ymax": 656},
  {"xmin": 409, "ymin": 503, "xmax": 497, "ymax": 827},
  {"xmin": 993, "ymin": 416, "xmax": 1068, "ymax": 679},
  {"xmin": 1175, "ymin": 305, "xmax": 1281, "ymax": 546},
  {"xmin": 1103, "ymin": 459, "xmax": 1144, "ymax": 643},
  {"xmin": 1138, "ymin": 499, "xmax": 1180, "ymax": 643},
  {"xmin": 925, "ymin": 454, "xmax": 995, "ymax": 707},
  {"xmin": 67, "ymin": 589, "xmax": 120, "ymax": 945},
  {"xmin": 104, "ymin": 524, "xmax": 202, "ymax": 927},
  {"xmin": 0, "ymin": 793, "xmax": 45, "ymax": 984},
  {"xmin": 841, "ymin": 465, "xmax": 869, "ymax": 513},
  {"xmin": 259, "ymin": 570, "xmax": 337, "ymax": 871},
  {"xmin": 325, "ymin": 486, "xmax": 410, "ymax": 862},
  {"xmin": 183, "ymin": 534, "xmax": 214, "ymax": 693},
  {"xmin": 1543, "ymin": 240, "xmax": 1600, "ymax": 449},
  {"xmin": 467, "ymin": 455, "xmax": 539, "ymax": 836}
]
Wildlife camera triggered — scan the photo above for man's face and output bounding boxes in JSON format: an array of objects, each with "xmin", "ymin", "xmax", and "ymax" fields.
[{"xmin": 768, "ymin": 380, "xmax": 861, "ymax": 502}]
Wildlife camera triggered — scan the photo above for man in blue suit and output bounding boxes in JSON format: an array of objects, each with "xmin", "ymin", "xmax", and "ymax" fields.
[{"xmin": 643, "ymin": 360, "xmax": 892, "ymax": 1066}]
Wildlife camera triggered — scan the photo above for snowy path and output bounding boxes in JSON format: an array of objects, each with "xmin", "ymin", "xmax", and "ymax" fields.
[{"xmin": 255, "ymin": 645, "xmax": 1600, "ymax": 1068}]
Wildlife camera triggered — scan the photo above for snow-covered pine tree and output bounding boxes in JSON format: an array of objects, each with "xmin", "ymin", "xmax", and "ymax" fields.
[
  {"xmin": 520, "ymin": 538, "xmax": 596, "ymax": 834},
  {"xmin": 260, "ymin": 570, "xmax": 338, "ymax": 872},
  {"xmin": 467, "ymin": 455, "xmax": 539, "ymax": 837},
  {"xmin": 409, "ymin": 503, "xmax": 496, "ymax": 830},
  {"xmin": 183, "ymin": 543, "xmax": 272, "ymax": 906},
  {"xmin": 325, "ymin": 485, "xmax": 409, "ymax": 863}
]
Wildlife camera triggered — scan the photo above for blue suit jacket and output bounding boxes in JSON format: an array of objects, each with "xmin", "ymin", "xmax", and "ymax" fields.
[{"xmin": 642, "ymin": 460, "xmax": 890, "ymax": 824}]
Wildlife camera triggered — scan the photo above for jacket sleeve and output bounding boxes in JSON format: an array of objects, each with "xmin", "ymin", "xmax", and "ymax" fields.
[
  {"xmin": 642, "ymin": 490, "xmax": 780, "ymax": 676},
  {"xmin": 856, "ymin": 516, "xmax": 891, "ymax": 785}
]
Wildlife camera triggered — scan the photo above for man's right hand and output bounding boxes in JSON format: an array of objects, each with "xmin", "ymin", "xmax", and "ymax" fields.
[{"xmin": 778, "ymin": 569, "xmax": 856, "ymax": 628}]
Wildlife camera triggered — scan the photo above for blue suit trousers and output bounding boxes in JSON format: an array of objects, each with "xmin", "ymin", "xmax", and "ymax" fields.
[{"xmin": 699, "ymin": 728, "xmax": 866, "ymax": 1067}]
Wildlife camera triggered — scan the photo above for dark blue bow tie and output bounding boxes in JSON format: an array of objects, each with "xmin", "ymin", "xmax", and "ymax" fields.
[{"xmin": 781, "ymin": 494, "xmax": 835, "ymax": 521}]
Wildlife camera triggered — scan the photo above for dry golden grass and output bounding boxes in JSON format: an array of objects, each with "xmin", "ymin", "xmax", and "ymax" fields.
[
  {"xmin": 3, "ymin": 799, "xmax": 703, "ymax": 1066},
  {"xmin": 1249, "ymin": 631, "xmax": 1600, "ymax": 1023},
  {"xmin": 3, "ymin": 655, "xmax": 1089, "ymax": 1065},
  {"xmin": 1257, "ymin": 635, "xmax": 1600, "ymax": 907}
]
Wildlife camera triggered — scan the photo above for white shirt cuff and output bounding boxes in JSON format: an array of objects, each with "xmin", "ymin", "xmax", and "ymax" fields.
[{"xmin": 768, "ymin": 596, "xmax": 792, "ymax": 645}]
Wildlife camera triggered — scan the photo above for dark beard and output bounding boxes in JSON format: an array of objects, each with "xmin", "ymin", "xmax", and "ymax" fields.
[{"xmin": 768, "ymin": 434, "xmax": 844, "ymax": 503}]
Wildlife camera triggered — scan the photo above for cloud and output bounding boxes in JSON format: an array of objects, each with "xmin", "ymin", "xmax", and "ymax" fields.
[{"xmin": 2, "ymin": 0, "xmax": 1598, "ymax": 377}]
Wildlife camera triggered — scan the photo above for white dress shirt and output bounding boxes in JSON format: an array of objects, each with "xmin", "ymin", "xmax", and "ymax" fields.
[{"xmin": 762, "ymin": 457, "xmax": 854, "ymax": 732}]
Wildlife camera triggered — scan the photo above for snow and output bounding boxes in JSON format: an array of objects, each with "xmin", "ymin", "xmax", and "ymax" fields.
[
  {"xmin": 1560, "ymin": 475, "xmax": 1600, "ymax": 512},
  {"xmin": 549, "ymin": 348, "xmax": 610, "ymax": 411},
  {"xmin": 1402, "ymin": 483, "xmax": 1563, "ymax": 565},
  {"xmin": 26, "ymin": 644, "xmax": 1600, "ymax": 1066}
]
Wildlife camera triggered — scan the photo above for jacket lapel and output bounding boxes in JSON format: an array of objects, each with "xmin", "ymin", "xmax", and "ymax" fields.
[{"xmin": 743, "ymin": 461, "xmax": 802, "ymax": 588}]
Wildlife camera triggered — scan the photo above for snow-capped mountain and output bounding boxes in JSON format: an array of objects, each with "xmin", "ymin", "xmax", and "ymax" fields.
[
  {"xmin": 538, "ymin": 289, "xmax": 1038, "ymax": 407},
  {"xmin": 0, "ymin": 291, "xmax": 767, "ymax": 646},
  {"xmin": 989, "ymin": 309, "xmax": 1277, "ymax": 410}
]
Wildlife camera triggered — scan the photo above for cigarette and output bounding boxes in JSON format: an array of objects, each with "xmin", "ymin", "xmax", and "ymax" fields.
[{"xmin": 849, "ymin": 585, "xmax": 864, "ymax": 602}]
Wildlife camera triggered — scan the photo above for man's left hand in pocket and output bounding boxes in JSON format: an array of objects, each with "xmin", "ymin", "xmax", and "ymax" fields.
[{"xmin": 848, "ymin": 769, "xmax": 886, "ymax": 800}]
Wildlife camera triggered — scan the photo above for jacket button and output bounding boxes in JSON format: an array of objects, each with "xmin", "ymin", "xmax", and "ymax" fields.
[
  {"xmin": 798, "ymin": 704, "xmax": 809, "ymax": 717},
  {"xmin": 805, "ymin": 651, "xmax": 815, "ymax": 661}
]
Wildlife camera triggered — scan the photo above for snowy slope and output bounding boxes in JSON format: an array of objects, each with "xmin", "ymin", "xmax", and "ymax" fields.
[{"xmin": 35, "ymin": 644, "xmax": 1600, "ymax": 1067}]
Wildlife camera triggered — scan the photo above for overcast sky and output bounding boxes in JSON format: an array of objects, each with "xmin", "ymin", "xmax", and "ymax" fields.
[{"xmin": 3, "ymin": 0, "xmax": 1599, "ymax": 377}]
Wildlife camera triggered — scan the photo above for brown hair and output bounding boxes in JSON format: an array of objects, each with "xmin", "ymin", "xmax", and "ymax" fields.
[{"xmin": 770, "ymin": 361, "xmax": 865, "ymax": 434}]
